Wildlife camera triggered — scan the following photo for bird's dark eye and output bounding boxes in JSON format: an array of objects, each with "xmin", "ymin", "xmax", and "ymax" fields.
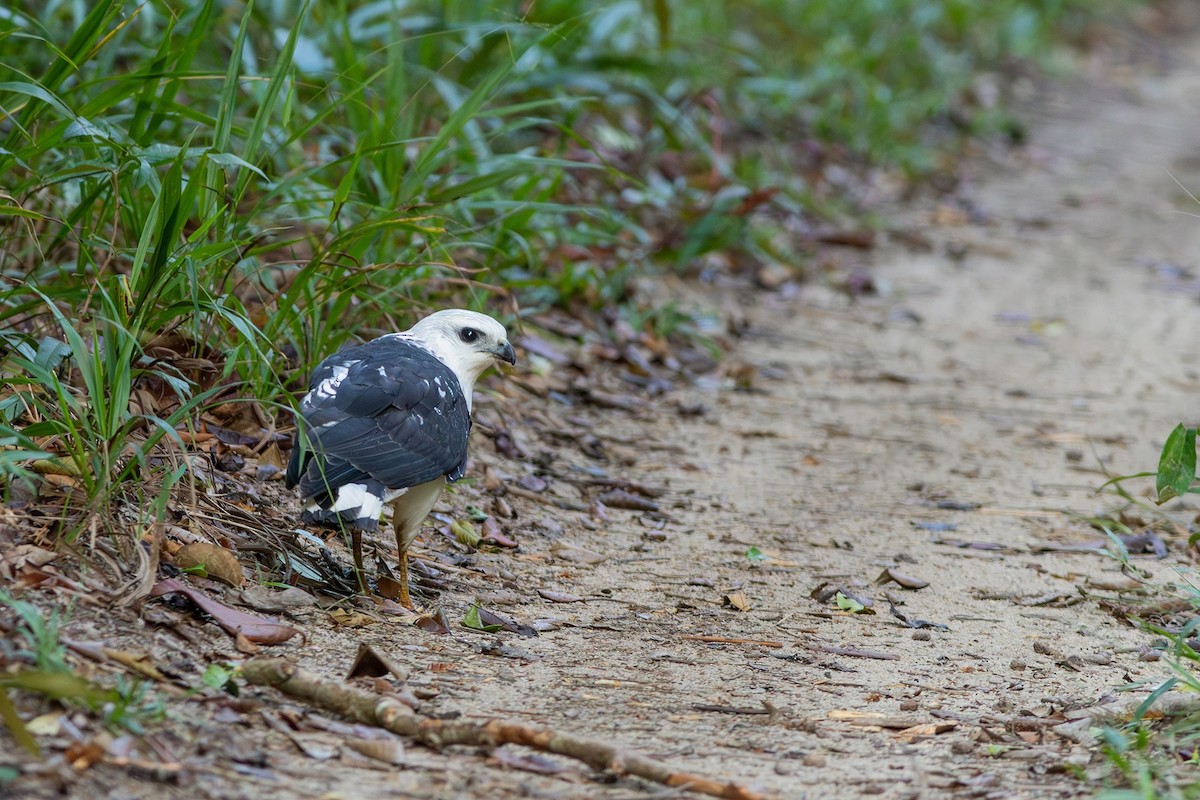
[{"xmin": 459, "ymin": 327, "xmax": 480, "ymax": 344}]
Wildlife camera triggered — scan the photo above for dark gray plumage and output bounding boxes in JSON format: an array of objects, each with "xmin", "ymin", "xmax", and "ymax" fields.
[
  {"xmin": 286, "ymin": 309, "xmax": 515, "ymax": 607},
  {"xmin": 286, "ymin": 338, "xmax": 471, "ymax": 529}
]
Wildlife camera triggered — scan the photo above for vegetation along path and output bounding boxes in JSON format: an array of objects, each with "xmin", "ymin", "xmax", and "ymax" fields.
[{"xmin": 11, "ymin": 20, "xmax": 1200, "ymax": 800}]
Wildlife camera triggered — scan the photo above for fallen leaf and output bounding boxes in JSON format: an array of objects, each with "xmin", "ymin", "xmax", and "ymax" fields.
[
  {"xmin": 597, "ymin": 489, "xmax": 659, "ymax": 512},
  {"xmin": 414, "ymin": 609, "xmax": 452, "ymax": 635},
  {"xmin": 723, "ymin": 592, "xmax": 752, "ymax": 612},
  {"xmin": 516, "ymin": 334, "xmax": 571, "ymax": 365},
  {"xmin": 64, "ymin": 739, "xmax": 104, "ymax": 770},
  {"xmin": 347, "ymin": 643, "xmax": 408, "ymax": 681},
  {"xmin": 24, "ymin": 711, "xmax": 63, "ymax": 736},
  {"xmin": 174, "ymin": 542, "xmax": 244, "ymax": 588},
  {"xmin": 462, "ymin": 605, "xmax": 504, "ymax": 632},
  {"xmin": 550, "ymin": 542, "xmax": 606, "ymax": 565},
  {"xmin": 834, "ymin": 591, "xmax": 872, "ymax": 614},
  {"xmin": 745, "ymin": 546, "xmax": 769, "ymax": 562},
  {"xmin": 236, "ymin": 584, "xmax": 316, "ymax": 612},
  {"xmin": 345, "ymin": 736, "xmax": 405, "ymax": 765},
  {"xmin": 328, "ymin": 608, "xmax": 377, "ymax": 628},
  {"xmin": 490, "ymin": 745, "xmax": 569, "ymax": 775},
  {"xmin": 480, "ymin": 518, "xmax": 518, "ymax": 547},
  {"xmin": 875, "ymin": 567, "xmax": 930, "ymax": 590},
  {"xmin": 149, "ymin": 578, "xmax": 304, "ymax": 644},
  {"xmin": 376, "ymin": 575, "xmax": 406, "ymax": 602},
  {"xmin": 828, "ymin": 710, "xmax": 918, "ymax": 728},
  {"xmin": 235, "ymin": 632, "xmax": 260, "ymax": 655},
  {"xmin": 537, "ymin": 589, "xmax": 584, "ymax": 603},
  {"xmin": 101, "ymin": 649, "xmax": 170, "ymax": 682},
  {"xmin": 451, "ymin": 519, "xmax": 481, "ymax": 547}
]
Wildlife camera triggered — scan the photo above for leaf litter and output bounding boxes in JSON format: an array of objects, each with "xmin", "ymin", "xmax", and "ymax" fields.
[{"xmin": 7, "ymin": 48, "xmax": 1200, "ymax": 797}]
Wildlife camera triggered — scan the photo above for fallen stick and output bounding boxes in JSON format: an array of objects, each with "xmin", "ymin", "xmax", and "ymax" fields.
[
  {"xmin": 810, "ymin": 645, "xmax": 898, "ymax": 661},
  {"xmin": 241, "ymin": 658, "xmax": 769, "ymax": 800},
  {"xmin": 681, "ymin": 635, "xmax": 784, "ymax": 648},
  {"xmin": 505, "ymin": 485, "xmax": 590, "ymax": 512}
]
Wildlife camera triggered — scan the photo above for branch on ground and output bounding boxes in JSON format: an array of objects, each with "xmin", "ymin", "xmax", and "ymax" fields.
[{"xmin": 240, "ymin": 658, "xmax": 770, "ymax": 800}]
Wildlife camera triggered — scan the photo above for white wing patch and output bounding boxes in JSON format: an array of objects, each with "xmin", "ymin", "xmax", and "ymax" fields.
[
  {"xmin": 313, "ymin": 361, "xmax": 354, "ymax": 401},
  {"xmin": 317, "ymin": 482, "xmax": 384, "ymax": 521}
]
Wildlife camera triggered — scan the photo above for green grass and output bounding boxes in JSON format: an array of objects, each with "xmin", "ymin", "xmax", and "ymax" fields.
[
  {"xmin": 1090, "ymin": 426, "xmax": 1200, "ymax": 798},
  {"xmin": 0, "ymin": 591, "xmax": 166, "ymax": 750},
  {"xmin": 0, "ymin": 0, "xmax": 1137, "ymax": 532}
]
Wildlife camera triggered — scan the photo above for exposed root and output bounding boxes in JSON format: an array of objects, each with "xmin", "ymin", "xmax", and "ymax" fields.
[{"xmin": 241, "ymin": 657, "xmax": 771, "ymax": 800}]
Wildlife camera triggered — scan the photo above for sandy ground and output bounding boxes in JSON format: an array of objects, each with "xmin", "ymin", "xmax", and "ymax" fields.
[{"xmin": 10, "ymin": 28, "xmax": 1200, "ymax": 800}]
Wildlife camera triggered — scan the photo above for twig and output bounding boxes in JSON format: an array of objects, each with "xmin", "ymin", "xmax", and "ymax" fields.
[
  {"xmin": 241, "ymin": 658, "xmax": 770, "ymax": 800},
  {"xmin": 505, "ymin": 485, "xmax": 590, "ymax": 512},
  {"xmin": 681, "ymin": 635, "xmax": 783, "ymax": 648},
  {"xmin": 692, "ymin": 704, "xmax": 771, "ymax": 716},
  {"xmin": 810, "ymin": 645, "xmax": 898, "ymax": 661}
]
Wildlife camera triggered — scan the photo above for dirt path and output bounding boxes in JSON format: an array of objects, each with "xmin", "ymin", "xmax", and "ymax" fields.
[{"xmin": 13, "ymin": 29, "xmax": 1200, "ymax": 800}]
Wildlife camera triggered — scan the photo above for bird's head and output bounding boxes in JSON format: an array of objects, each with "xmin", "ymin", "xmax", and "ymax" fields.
[{"xmin": 407, "ymin": 309, "xmax": 516, "ymax": 393}]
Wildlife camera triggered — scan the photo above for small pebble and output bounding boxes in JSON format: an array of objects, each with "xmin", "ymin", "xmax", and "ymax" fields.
[
  {"xmin": 912, "ymin": 630, "xmax": 931, "ymax": 641},
  {"xmin": 801, "ymin": 753, "xmax": 826, "ymax": 768},
  {"xmin": 1010, "ymin": 659, "xmax": 1026, "ymax": 671},
  {"xmin": 899, "ymin": 699, "xmax": 918, "ymax": 711}
]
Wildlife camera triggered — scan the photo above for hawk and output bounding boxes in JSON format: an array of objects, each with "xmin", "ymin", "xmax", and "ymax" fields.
[{"xmin": 286, "ymin": 309, "xmax": 516, "ymax": 607}]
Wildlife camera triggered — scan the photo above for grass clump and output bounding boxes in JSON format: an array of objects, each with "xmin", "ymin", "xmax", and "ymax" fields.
[{"xmin": 0, "ymin": 0, "xmax": 1140, "ymax": 543}]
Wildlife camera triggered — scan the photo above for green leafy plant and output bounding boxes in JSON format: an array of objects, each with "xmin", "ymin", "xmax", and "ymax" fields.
[
  {"xmin": 0, "ymin": 591, "xmax": 69, "ymax": 674},
  {"xmin": 0, "ymin": 0, "xmax": 1144, "ymax": 553},
  {"xmin": 1087, "ymin": 425, "xmax": 1200, "ymax": 797}
]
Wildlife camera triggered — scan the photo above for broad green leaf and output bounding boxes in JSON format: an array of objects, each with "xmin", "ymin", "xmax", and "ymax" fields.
[
  {"xmin": 0, "ymin": 669, "xmax": 115, "ymax": 708},
  {"xmin": 834, "ymin": 592, "xmax": 866, "ymax": 614},
  {"xmin": 206, "ymin": 151, "xmax": 267, "ymax": 178},
  {"xmin": 1156, "ymin": 424, "xmax": 1196, "ymax": 504},
  {"xmin": 201, "ymin": 663, "xmax": 233, "ymax": 692},
  {"xmin": 451, "ymin": 520, "xmax": 481, "ymax": 547},
  {"xmin": 461, "ymin": 605, "xmax": 503, "ymax": 632},
  {"xmin": 0, "ymin": 204, "xmax": 44, "ymax": 220}
]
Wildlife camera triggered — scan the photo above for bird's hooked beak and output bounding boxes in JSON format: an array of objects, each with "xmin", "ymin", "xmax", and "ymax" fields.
[{"xmin": 492, "ymin": 340, "xmax": 517, "ymax": 366}]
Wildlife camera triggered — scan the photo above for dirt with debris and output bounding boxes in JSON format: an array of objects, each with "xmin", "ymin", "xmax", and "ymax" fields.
[{"xmin": 9, "ymin": 27, "xmax": 1200, "ymax": 800}]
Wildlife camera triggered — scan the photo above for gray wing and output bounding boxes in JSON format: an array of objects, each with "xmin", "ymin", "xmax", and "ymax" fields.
[{"xmin": 286, "ymin": 337, "xmax": 471, "ymax": 503}]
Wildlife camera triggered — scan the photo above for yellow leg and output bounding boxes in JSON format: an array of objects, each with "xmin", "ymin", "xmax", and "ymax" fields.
[
  {"xmin": 351, "ymin": 528, "xmax": 368, "ymax": 595},
  {"xmin": 391, "ymin": 500, "xmax": 414, "ymax": 610},
  {"xmin": 396, "ymin": 542, "xmax": 412, "ymax": 610}
]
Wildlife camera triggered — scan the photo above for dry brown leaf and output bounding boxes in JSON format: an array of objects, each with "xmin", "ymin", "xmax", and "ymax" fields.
[
  {"xmin": 260, "ymin": 443, "xmax": 284, "ymax": 469},
  {"xmin": 537, "ymin": 589, "xmax": 584, "ymax": 603},
  {"xmin": 893, "ymin": 721, "xmax": 958, "ymax": 741},
  {"xmin": 344, "ymin": 736, "xmax": 405, "ymax": 765},
  {"xmin": 376, "ymin": 575, "xmax": 406, "ymax": 602},
  {"xmin": 235, "ymin": 632, "xmax": 260, "ymax": 655},
  {"xmin": 828, "ymin": 710, "xmax": 920, "ymax": 729},
  {"xmin": 550, "ymin": 542, "xmax": 606, "ymax": 565},
  {"xmin": 149, "ymin": 578, "xmax": 304, "ymax": 644},
  {"xmin": 41, "ymin": 473, "xmax": 80, "ymax": 489},
  {"xmin": 348, "ymin": 643, "xmax": 409, "ymax": 681},
  {"xmin": 875, "ymin": 567, "xmax": 930, "ymax": 590},
  {"xmin": 102, "ymin": 649, "xmax": 170, "ymax": 682},
  {"xmin": 329, "ymin": 608, "xmax": 378, "ymax": 628},
  {"xmin": 722, "ymin": 592, "xmax": 752, "ymax": 612},
  {"xmin": 174, "ymin": 542, "xmax": 244, "ymax": 588}
]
